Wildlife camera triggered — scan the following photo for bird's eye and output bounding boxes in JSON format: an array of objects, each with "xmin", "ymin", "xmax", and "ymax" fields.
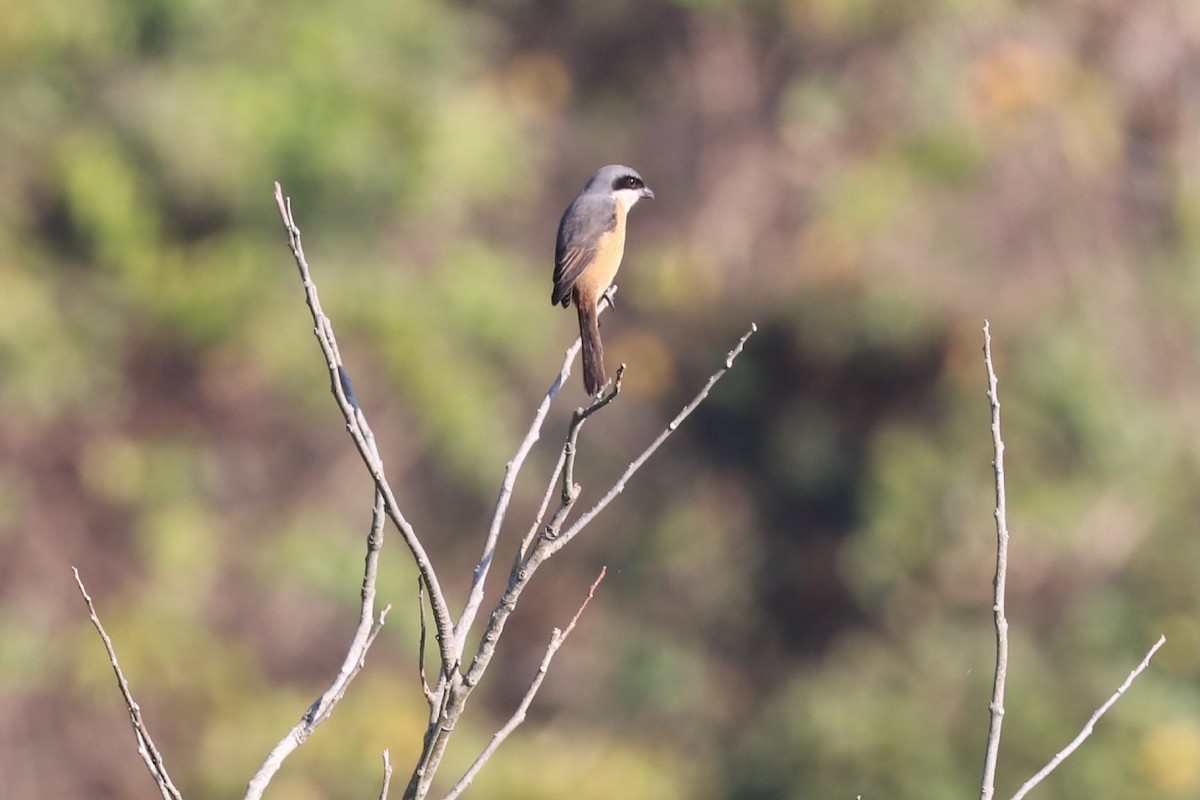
[{"xmin": 625, "ymin": 176, "xmax": 639, "ymax": 189}]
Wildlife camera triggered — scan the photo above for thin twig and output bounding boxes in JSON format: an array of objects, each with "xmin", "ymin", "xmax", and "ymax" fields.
[
  {"xmin": 979, "ymin": 320, "xmax": 1010, "ymax": 800},
  {"xmin": 545, "ymin": 323, "xmax": 757, "ymax": 556},
  {"xmin": 245, "ymin": 490, "xmax": 392, "ymax": 800},
  {"xmin": 444, "ymin": 567, "xmax": 608, "ymax": 800},
  {"xmin": 1010, "ymin": 635, "xmax": 1166, "ymax": 800},
  {"xmin": 379, "ymin": 750, "xmax": 394, "ymax": 800},
  {"xmin": 72, "ymin": 568, "xmax": 182, "ymax": 800},
  {"xmin": 273, "ymin": 182, "xmax": 457, "ymax": 677},
  {"xmin": 453, "ymin": 292, "xmax": 617, "ymax": 661}
]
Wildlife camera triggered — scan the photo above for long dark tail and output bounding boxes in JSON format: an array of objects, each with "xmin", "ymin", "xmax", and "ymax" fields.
[{"xmin": 577, "ymin": 301, "xmax": 606, "ymax": 396}]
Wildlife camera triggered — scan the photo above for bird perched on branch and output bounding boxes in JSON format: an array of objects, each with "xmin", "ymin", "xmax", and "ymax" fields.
[{"xmin": 552, "ymin": 164, "xmax": 654, "ymax": 396}]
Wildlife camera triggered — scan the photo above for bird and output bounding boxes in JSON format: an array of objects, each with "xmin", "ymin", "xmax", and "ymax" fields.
[{"xmin": 551, "ymin": 164, "xmax": 654, "ymax": 396}]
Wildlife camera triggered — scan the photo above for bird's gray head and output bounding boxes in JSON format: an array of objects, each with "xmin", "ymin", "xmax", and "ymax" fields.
[{"xmin": 587, "ymin": 164, "xmax": 655, "ymax": 210}]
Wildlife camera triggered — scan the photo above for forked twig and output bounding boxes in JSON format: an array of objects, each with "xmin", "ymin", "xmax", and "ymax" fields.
[
  {"xmin": 551, "ymin": 365, "xmax": 627, "ymax": 536},
  {"xmin": 976, "ymin": 322, "xmax": 1164, "ymax": 800},
  {"xmin": 454, "ymin": 292, "xmax": 618, "ymax": 661},
  {"xmin": 444, "ymin": 567, "xmax": 609, "ymax": 800},
  {"xmin": 409, "ymin": 324, "xmax": 755, "ymax": 800},
  {"xmin": 463, "ymin": 324, "xmax": 756, "ymax": 691},
  {"xmin": 510, "ymin": 362, "xmax": 624, "ymax": 572},
  {"xmin": 273, "ymin": 182, "xmax": 458, "ymax": 677},
  {"xmin": 251, "ymin": 185, "xmax": 443, "ymax": 800},
  {"xmin": 245, "ymin": 491, "xmax": 392, "ymax": 800},
  {"xmin": 545, "ymin": 323, "xmax": 757, "ymax": 557}
]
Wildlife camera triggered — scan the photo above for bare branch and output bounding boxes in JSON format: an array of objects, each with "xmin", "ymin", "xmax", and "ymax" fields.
[
  {"xmin": 979, "ymin": 320, "xmax": 1010, "ymax": 800},
  {"xmin": 270, "ymin": 191, "xmax": 750, "ymax": 800},
  {"xmin": 245, "ymin": 491, "xmax": 392, "ymax": 800},
  {"xmin": 453, "ymin": 291, "xmax": 617, "ymax": 662},
  {"xmin": 462, "ymin": 324, "xmax": 756, "ymax": 692},
  {"xmin": 273, "ymin": 182, "xmax": 457, "ymax": 677},
  {"xmin": 72, "ymin": 568, "xmax": 182, "ymax": 800},
  {"xmin": 976, "ymin": 322, "xmax": 1163, "ymax": 799},
  {"xmin": 444, "ymin": 567, "xmax": 608, "ymax": 800},
  {"xmin": 545, "ymin": 323, "xmax": 757, "ymax": 557},
  {"xmin": 1009, "ymin": 635, "xmax": 1166, "ymax": 800},
  {"xmin": 407, "ymin": 325, "xmax": 753, "ymax": 800}
]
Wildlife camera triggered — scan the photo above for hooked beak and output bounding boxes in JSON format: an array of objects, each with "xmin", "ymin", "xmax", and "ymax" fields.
[{"xmin": 641, "ymin": 186, "xmax": 655, "ymax": 200}]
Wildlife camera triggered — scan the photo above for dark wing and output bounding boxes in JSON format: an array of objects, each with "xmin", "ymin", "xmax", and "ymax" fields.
[{"xmin": 551, "ymin": 193, "xmax": 617, "ymax": 307}]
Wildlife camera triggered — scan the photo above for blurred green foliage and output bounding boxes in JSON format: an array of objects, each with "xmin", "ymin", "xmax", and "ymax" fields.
[{"xmin": 0, "ymin": 0, "xmax": 1197, "ymax": 798}]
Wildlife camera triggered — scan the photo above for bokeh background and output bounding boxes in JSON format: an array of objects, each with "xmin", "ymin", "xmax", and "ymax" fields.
[{"xmin": 1, "ymin": 0, "xmax": 1197, "ymax": 797}]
